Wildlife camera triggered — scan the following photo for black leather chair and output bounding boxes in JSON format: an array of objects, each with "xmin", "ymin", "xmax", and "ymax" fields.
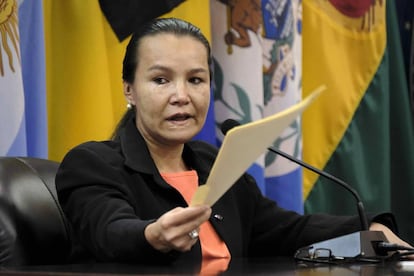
[{"xmin": 0, "ymin": 157, "xmax": 70, "ymax": 265}]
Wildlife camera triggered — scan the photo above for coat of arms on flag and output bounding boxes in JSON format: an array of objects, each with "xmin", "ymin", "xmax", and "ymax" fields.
[{"xmin": 211, "ymin": 0, "xmax": 304, "ymax": 213}]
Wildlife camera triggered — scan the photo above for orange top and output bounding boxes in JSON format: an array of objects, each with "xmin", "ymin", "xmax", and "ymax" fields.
[{"xmin": 161, "ymin": 170, "xmax": 231, "ymax": 274}]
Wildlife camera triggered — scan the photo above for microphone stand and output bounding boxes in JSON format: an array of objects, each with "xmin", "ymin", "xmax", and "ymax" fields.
[
  {"xmin": 267, "ymin": 147, "xmax": 369, "ymax": 231},
  {"xmin": 267, "ymin": 147, "xmax": 389, "ymax": 259}
]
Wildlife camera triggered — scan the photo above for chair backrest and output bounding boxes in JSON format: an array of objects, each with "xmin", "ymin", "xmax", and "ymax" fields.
[{"xmin": 0, "ymin": 157, "xmax": 70, "ymax": 265}]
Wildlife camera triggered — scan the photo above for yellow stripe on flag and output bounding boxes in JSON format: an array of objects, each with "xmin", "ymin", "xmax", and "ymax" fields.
[
  {"xmin": 44, "ymin": 1, "xmax": 128, "ymax": 161},
  {"xmin": 302, "ymin": 0, "xmax": 386, "ymax": 198}
]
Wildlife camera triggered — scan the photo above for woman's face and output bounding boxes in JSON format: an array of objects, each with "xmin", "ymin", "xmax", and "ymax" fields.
[{"xmin": 124, "ymin": 33, "xmax": 210, "ymax": 148}]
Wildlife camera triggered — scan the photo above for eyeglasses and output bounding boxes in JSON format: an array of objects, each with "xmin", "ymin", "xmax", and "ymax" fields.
[
  {"xmin": 295, "ymin": 247, "xmax": 340, "ymax": 264},
  {"xmin": 294, "ymin": 246, "xmax": 383, "ymax": 265}
]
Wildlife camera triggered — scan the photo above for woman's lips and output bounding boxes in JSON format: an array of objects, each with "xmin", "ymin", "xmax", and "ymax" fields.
[{"xmin": 167, "ymin": 113, "xmax": 192, "ymax": 121}]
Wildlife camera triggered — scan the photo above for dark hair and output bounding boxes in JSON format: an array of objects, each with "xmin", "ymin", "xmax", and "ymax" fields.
[
  {"xmin": 112, "ymin": 18, "xmax": 212, "ymax": 140},
  {"xmin": 123, "ymin": 17, "xmax": 212, "ymax": 83}
]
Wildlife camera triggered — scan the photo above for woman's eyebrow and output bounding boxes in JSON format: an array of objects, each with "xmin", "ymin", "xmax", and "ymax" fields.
[{"xmin": 147, "ymin": 65, "xmax": 208, "ymax": 75}]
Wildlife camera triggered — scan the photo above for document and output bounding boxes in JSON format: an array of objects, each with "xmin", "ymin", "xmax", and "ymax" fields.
[{"xmin": 191, "ymin": 85, "xmax": 325, "ymax": 206}]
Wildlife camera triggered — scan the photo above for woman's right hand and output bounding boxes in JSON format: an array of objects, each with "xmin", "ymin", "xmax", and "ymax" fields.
[{"xmin": 144, "ymin": 205, "xmax": 211, "ymax": 253}]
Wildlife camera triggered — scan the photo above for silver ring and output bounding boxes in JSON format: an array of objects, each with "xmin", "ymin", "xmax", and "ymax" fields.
[{"xmin": 188, "ymin": 229, "xmax": 199, "ymax": 239}]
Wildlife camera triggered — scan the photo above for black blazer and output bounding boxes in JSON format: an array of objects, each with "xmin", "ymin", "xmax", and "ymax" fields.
[{"xmin": 56, "ymin": 117, "xmax": 368, "ymax": 264}]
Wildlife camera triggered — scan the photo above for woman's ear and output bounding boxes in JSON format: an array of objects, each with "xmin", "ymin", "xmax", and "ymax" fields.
[{"xmin": 123, "ymin": 81, "xmax": 135, "ymax": 105}]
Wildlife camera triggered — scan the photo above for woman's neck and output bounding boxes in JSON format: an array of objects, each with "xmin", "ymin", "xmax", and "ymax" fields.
[{"xmin": 147, "ymin": 143, "xmax": 188, "ymax": 173}]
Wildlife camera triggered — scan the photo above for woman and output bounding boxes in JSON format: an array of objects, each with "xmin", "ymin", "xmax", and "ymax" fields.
[{"xmin": 56, "ymin": 18, "xmax": 411, "ymax": 267}]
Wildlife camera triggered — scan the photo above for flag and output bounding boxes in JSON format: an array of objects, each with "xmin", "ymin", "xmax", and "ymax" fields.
[
  {"xmin": 0, "ymin": 0, "xmax": 46, "ymax": 158},
  {"xmin": 303, "ymin": 0, "xmax": 414, "ymax": 244},
  {"xmin": 0, "ymin": 0, "xmax": 24, "ymax": 156},
  {"xmin": 211, "ymin": 0, "xmax": 303, "ymax": 213}
]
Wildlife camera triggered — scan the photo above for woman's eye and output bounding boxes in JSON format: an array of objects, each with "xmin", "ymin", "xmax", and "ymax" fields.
[
  {"xmin": 189, "ymin": 77, "xmax": 203, "ymax": 84},
  {"xmin": 153, "ymin": 77, "xmax": 167, "ymax": 84}
]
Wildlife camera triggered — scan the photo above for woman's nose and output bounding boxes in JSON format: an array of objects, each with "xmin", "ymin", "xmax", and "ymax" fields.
[{"xmin": 171, "ymin": 83, "xmax": 190, "ymax": 104}]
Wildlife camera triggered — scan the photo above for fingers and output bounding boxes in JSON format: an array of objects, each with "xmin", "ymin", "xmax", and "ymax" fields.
[
  {"xmin": 164, "ymin": 205, "xmax": 211, "ymax": 233},
  {"xmin": 370, "ymin": 223, "xmax": 407, "ymax": 245},
  {"xmin": 144, "ymin": 205, "xmax": 211, "ymax": 253},
  {"xmin": 370, "ymin": 223, "xmax": 414, "ymax": 259}
]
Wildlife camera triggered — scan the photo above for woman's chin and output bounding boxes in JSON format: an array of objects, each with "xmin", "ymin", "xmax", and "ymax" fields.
[{"xmin": 165, "ymin": 129, "xmax": 200, "ymax": 144}]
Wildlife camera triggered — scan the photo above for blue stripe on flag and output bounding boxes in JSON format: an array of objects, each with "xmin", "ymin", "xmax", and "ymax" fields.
[
  {"xmin": 18, "ymin": 0, "xmax": 48, "ymax": 158},
  {"xmin": 265, "ymin": 167, "xmax": 303, "ymax": 214},
  {"xmin": 247, "ymin": 163, "xmax": 265, "ymax": 193}
]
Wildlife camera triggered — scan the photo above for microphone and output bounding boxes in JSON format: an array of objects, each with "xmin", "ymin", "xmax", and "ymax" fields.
[{"xmin": 221, "ymin": 119, "xmax": 389, "ymax": 259}]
